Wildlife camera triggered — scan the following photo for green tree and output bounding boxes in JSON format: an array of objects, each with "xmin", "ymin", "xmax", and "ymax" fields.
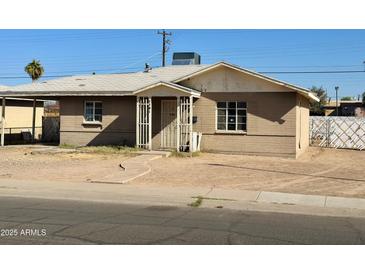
[
  {"xmin": 341, "ymin": 96, "xmax": 353, "ymax": 101},
  {"xmin": 309, "ymin": 86, "xmax": 327, "ymax": 115},
  {"xmin": 24, "ymin": 60, "xmax": 44, "ymax": 82},
  {"xmin": 362, "ymin": 92, "xmax": 365, "ymax": 106}
]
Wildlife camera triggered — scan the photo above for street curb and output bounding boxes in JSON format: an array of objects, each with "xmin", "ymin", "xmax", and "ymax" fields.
[
  {"xmin": 252, "ymin": 191, "xmax": 365, "ymax": 211},
  {"xmin": 203, "ymin": 188, "xmax": 365, "ymax": 211}
]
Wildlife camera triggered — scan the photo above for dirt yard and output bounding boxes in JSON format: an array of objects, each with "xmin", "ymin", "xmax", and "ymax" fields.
[
  {"xmin": 0, "ymin": 146, "xmax": 131, "ymax": 183},
  {"xmin": 0, "ymin": 145, "xmax": 364, "ymax": 198},
  {"xmin": 132, "ymin": 147, "xmax": 365, "ymax": 199}
]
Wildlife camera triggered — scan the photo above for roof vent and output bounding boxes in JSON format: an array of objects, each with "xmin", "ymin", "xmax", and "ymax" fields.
[
  {"xmin": 172, "ymin": 52, "xmax": 201, "ymax": 65},
  {"xmin": 144, "ymin": 63, "xmax": 152, "ymax": 73}
]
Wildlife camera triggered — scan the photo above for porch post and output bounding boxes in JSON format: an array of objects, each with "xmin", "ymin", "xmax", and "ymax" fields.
[
  {"xmin": 189, "ymin": 95, "xmax": 193, "ymax": 152},
  {"xmin": 176, "ymin": 96, "xmax": 180, "ymax": 152},
  {"xmin": 32, "ymin": 99, "xmax": 37, "ymax": 143},
  {"xmin": 136, "ymin": 96, "xmax": 140, "ymax": 148},
  {"xmin": 1, "ymin": 97, "xmax": 5, "ymax": 147},
  {"xmin": 148, "ymin": 96, "xmax": 152, "ymax": 150}
]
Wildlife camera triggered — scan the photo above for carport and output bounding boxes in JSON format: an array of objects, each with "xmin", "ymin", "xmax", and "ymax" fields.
[{"xmin": 0, "ymin": 92, "xmax": 55, "ymax": 146}]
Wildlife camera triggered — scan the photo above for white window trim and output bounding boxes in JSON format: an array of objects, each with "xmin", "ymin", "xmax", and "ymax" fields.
[
  {"xmin": 215, "ymin": 101, "xmax": 247, "ymax": 134},
  {"xmin": 83, "ymin": 101, "xmax": 103, "ymax": 124}
]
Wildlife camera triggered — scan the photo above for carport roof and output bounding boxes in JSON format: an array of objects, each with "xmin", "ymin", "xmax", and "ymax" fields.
[{"xmin": 0, "ymin": 64, "xmax": 209, "ymax": 96}]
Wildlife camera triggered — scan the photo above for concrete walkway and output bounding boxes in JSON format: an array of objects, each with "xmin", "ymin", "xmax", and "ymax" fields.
[{"xmin": 91, "ymin": 153, "xmax": 166, "ymax": 184}]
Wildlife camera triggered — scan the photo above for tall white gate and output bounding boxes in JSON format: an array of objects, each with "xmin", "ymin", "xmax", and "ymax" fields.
[
  {"xmin": 136, "ymin": 97, "xmax": 152, "ymax": 149},
  {"xmin": 178, "ymin": 96, "xmax": 192, "ymax": 152}
]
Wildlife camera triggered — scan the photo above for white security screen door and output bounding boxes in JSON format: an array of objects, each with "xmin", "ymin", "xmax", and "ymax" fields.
[{"xmin": 161, "ymin": 100, "xmax": 177, "ymax": 149}]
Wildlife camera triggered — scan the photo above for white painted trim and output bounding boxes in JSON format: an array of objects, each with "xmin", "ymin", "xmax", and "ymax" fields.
[
  {"xmin": 176, "ymin": 96, "xmax": 180, "ymax": 152},
  {"xmin": 32, "ymin": 99, "xmax": 36, "ymax": 142},
  {"xmin": 136, "ymin": 96, "xmax": 139, "ymax": 148},
  {"xmin": 83, "ymin": 100, "xmax": 103, "ymax": 123},
  {"xmin": 215, "ymin": 101, "xmax": 248, "ymax": 132},
  {"xmin": 189, "ymin": 95, "xmax": 193, "ymax": 152},
  {"xmin": 148, "ymin": 97, "xmax": 152, "ymax": 150},
  {"xmin": 0, "ymin": 97, "xmax": 47, "ymax": 102}
]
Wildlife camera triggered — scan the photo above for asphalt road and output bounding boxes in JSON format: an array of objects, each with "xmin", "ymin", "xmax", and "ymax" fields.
[{"xmin": 0, "ymin": 196, "xmax": 364, "ymax": 244}]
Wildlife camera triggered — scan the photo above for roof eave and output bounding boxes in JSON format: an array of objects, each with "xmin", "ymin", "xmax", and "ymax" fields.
[{"xmin": 133, "ymin": 81, "xmax": 201, "ymax": 97}]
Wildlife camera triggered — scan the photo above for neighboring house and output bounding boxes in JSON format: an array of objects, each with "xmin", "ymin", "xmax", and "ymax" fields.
[
  {"xmin": 0, "ymin": 59, "xmax": 319, "ymax": 158},
  {"xmin": 0, "ymin": 85, "xmax": 44, "ymax": 144},
  {"xmin": 323, "ymin": 100, "xmax": 365, "ymax": 117}
]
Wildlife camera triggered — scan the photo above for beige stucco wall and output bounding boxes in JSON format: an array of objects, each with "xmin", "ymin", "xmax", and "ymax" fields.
[
  {"xmin": 59, "ymin": 96, "xmax": 136, "ymax": 146},
  {"xmin": 0, "ymin": 99, "xmax": 43, "ymax": 140},
  {"xmin": 180, "ymin": 66, "xmax": 294, "ymax": 93},
  {"xmin": 295, "ymin": 94, "xmax": 310, "ymax": 158},
  {"xmin": 193, "ymin": 92, "xmax": 297, "ymax": 157}
]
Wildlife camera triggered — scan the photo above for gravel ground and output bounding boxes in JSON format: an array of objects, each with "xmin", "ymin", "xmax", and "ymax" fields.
[
  {"xmin": 0, "ymin": 146, "xmax": 130, "ymax": 183},
  {"xmin": 132, "ymin": 147, "xmax": 365, "ymax": 199},
  {"xmin": 1, "ymin": 146, "xmax": 364, "ymax": 199}
]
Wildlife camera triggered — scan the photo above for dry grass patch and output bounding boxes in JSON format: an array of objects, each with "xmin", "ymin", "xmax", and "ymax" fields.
[{"xmin": 59, "ymin": 144, "xmax": 141, "ymax": 155}]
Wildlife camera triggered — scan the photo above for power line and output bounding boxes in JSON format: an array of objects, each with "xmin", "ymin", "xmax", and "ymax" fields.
[
  {"xmin": 260, "ymin": 70, "xmax": 365, "ymax": 74},
  {"xmin": 0, "ymin": 69, "xmax": 364, "ymax": 80}
]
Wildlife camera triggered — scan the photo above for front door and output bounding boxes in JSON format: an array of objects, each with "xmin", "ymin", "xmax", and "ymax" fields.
[{"xmin": 161, "ymin": 100, "xmax": 177, "ymax": 149}]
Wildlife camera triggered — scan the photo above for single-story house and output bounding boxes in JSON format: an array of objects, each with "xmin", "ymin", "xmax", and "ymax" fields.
[
  {"xmin": 323, "ymin": 100, "xmax": 365, "ymax": 117},
  {"xmin": 0, "ymin": 85, "xmax": 44, "ymax": 145},
  {"xmin": 0, "ymin": 61, "xmax": 319, "ymax": 158}
]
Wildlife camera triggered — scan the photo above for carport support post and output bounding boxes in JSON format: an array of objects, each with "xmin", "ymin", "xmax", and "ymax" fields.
[
  {"xmin": 176, "ymin": 96, "xmax": 180, "ymax": 152},
  {"xmin": 1, "ymin": 97, "xmax": 5, "ymax": 147},
  {"xmin": 32, "ymin": 99, "xmax": 37, "ymax": 143},
  {"xmin": 189, "ymin": 95, "xmax": 193, "ymax": 153}
]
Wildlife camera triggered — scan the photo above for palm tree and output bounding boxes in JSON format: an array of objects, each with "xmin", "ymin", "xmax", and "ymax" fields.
[{"xmin": 24, "ymin": 60, "xmax": 44, "ymax": 82}]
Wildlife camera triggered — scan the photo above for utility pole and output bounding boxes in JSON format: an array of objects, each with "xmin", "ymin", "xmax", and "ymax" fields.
[
  {"xmin": 335, "ymin": 86, "xmax": 339, "ymax": 116},
  {"xmin": 157, "ymin": 30, "xmax": 172, "ymax": 67}
]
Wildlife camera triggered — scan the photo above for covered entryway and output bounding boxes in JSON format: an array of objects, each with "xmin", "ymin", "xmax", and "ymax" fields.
[{"xmin": 134, "ymin": 82, "xmax": 201, "ymax": 152}]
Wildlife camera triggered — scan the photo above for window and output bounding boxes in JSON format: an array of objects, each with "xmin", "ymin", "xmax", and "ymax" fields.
[
  {"xmin": 84, "ymin": 101, "xmax": 102, "ymax": 122},
  {"xmin": 216, "ymin": 101, "xmax": 247, "ymax": 131}
]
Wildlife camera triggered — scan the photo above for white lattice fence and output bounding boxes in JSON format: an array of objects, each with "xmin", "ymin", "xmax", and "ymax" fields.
[{"xmin": 310, "ymin": 116, "xmax": 365, "ymax": 150}]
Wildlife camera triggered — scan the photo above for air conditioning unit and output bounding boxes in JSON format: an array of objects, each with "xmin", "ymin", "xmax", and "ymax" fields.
[{"xmin": 172, "ymin": 52, "xmax": 201, "ymax": 65}]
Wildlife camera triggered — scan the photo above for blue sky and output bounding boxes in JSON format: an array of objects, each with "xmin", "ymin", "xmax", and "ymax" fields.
[{"xmin": 0, "ymin": 29, "xmax": 364, "ymax": 98}]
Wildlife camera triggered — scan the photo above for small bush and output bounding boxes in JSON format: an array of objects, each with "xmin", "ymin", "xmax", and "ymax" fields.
[
  {"xmin": 59, "ymin": 143, "xmax": 77, "ymax": 149},
  {"xmin": 188, "ymin": 196, "xmax": 203, "ymax": 208},
  {"xmin": 78, "ymin": 145, "xmax": 141, "ymax": 154}
]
